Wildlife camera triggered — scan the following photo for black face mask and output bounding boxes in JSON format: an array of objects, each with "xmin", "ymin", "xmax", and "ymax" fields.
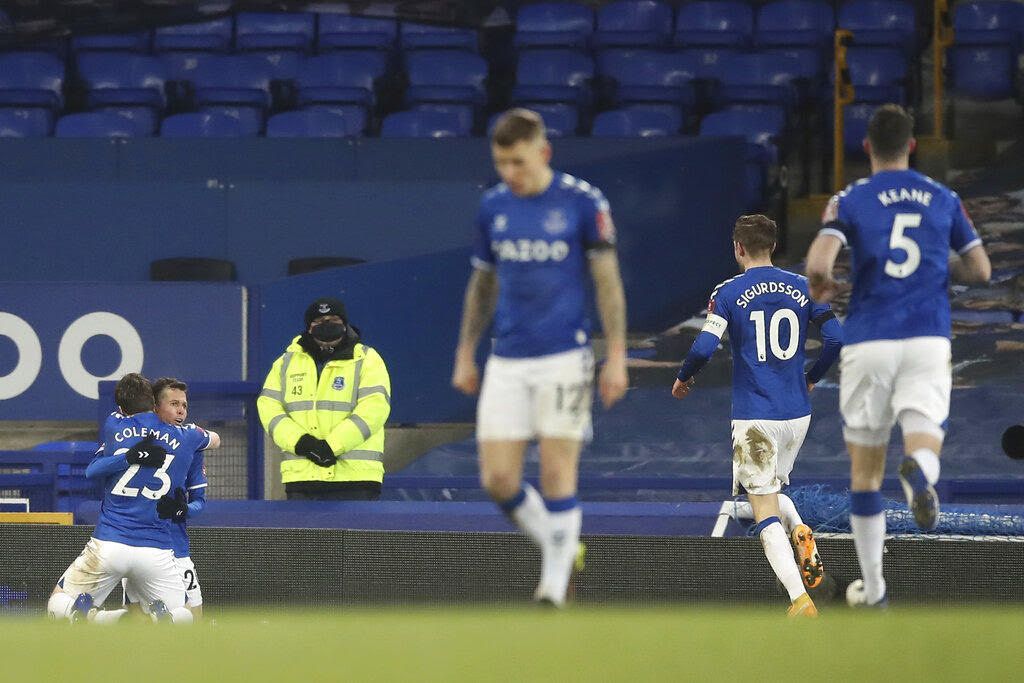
[{"xmin": 311, "ymin": 322, "xmax": 346, "ymax": 343}]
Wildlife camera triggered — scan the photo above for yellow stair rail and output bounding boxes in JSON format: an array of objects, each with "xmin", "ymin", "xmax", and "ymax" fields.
[{"xmin": 833, "ymin": 29, "xmax": 855, "ymax": 192}]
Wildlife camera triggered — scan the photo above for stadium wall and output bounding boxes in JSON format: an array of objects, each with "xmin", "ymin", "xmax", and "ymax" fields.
[{"xmin": 4, "ymin": 524, "xmax": 1022, "ymax": 611}]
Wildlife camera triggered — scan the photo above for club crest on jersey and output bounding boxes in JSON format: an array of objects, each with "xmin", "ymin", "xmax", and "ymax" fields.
[
  {"xmin": 332, "ymin": 377, "xmax": 345, "ymax": 390},
  {"xmin": 493, "ymin": 214, "xmax": 508, "ymax": 232},
  {"xmin": 543, "ymin": 209, "xmax": 568, "ymax": 235}
]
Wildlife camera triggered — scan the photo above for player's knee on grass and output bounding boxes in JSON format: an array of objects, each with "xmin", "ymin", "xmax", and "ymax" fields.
[
  {"xmin": 171, "ymin": 607, "xmax": 193, "ymax": 624},
  {"xmin": 47, "ymin": 591, "xmax": 74, "ymax": 620}
]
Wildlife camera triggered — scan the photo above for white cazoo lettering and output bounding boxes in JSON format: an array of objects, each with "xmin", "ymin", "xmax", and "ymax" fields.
[{"xmin": 492, "ymin": 239, "xmax": 570, "ymax": 263}]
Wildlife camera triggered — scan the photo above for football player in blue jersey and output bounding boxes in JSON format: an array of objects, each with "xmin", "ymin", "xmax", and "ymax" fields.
[
  {"xmin": 672, "ymin": 214, "xmax": 843, "ymax": 617},
  {"xmin": 47, "ymin": 373, "xmax": 214, "ymax": 624},
  {"xmin": 806, "ymin": 105, "xmax": 991, "ymax": 607},
  {"xmin": 123, "ymin": 377, "xmax": 218, "ymax": 620},
  {"xmin": 452, "ymin": 109, "xmax": 628, "ymax": 607}
]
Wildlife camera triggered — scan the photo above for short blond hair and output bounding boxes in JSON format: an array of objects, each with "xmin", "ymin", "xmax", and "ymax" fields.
[{"xmin": 491, "ymin": 108, "xmax": 546, "ymax": 147}]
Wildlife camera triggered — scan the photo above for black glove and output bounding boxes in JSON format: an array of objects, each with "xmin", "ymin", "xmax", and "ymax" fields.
[
  {"xmin": 157, "ymin": 488, "xmax": 188, "ymax": 522},
  {"xmin": 125, "ymin": 435, "xmax": 167, "ymax": 468},
  {"xmin": 295, "ymin": 434, "xmax": 337, "ymax": 467}
]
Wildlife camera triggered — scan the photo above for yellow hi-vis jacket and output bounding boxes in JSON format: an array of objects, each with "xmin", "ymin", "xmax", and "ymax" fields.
[{"xmin": 257, "ymin": 336, "xmax": 391, "ymax": 484}]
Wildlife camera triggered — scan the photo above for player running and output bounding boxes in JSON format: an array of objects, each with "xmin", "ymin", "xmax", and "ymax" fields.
[
  {"xmin": 452, "ymin": 108, "xmax": 628, "ymax": 607},
  {"xmin": 805, "ymin": 104, "xmax": 991, "ymax": 607},
  {"xmin": 47, "ymin": 373, "xmax": 214, "ymax": 624},
  {"xmin": 673, "ymin": 214, "xmax": 843, "ymax": 618}
]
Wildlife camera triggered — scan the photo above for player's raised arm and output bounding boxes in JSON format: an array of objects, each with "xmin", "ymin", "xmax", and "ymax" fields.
[
  {"xmin": 672, "ymin": 290, "xmax": 729, "ymax": 400},
  {"xmin": 452, "ymin": 267, "xmax": 498, "ymax": 396},
  {"xmin": 589, "ymin": 250, "xmax": 628, "ymax": 408}
]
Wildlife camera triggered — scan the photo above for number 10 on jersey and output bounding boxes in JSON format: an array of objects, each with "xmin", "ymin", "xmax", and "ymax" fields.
[{"xmin": 749, "ymin": 309, "xmax": 799, "ymax": 362}]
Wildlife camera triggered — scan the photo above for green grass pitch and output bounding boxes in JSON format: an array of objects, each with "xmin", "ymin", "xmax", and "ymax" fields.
[{"xmin": 2, "ymin": 607, "xmax": 1022, "ymax": 681}]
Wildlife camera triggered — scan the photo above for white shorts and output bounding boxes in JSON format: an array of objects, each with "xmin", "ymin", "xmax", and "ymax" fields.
[
  {"xmin": 477, "ymin": 347, "xmax": 595, "ymax": 442},
  {"xmin": 124, "ymin": 556, "xmax": 203, "ymax": 608},
  {"xmin": 58, "ymin": 538, "xmax": 186, "ymax": 611},
  {"xmin": 731, "ymin": 416, "xmax": 811, "ymax": 496},
  {"xmin": 839, "ymin": 337, "xmax": 951, "ymax": 441}
]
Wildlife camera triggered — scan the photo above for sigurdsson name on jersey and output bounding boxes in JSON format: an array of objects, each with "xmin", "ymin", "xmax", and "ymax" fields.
[
  {"xmin": 112, "ymin": 426, "xmax": 182, "ymax": 451},
  {"xmin": 735, "ymin": 281, "xmax": 809, "ymax": 309},
  {"xmin": 492, "ymin": 239, "xmax": 570, "ymax": 263},
  {"xmin": 877, "ymin": 187, "xmax": 933, "ymax": 207}
]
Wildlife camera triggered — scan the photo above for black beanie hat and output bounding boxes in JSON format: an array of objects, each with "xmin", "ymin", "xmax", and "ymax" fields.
[{"xmin": 305, "ymin": 297, "xmax": 347, "ymax": 328}]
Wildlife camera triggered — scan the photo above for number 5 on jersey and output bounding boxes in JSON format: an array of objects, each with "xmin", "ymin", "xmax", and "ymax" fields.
[{"xmin": 885, "ymin": 213, "xmax": 921, "ymax": 279}]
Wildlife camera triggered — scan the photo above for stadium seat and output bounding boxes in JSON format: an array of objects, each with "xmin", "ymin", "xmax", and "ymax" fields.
[
  {"xmin": 716, "ymin": 52, "xmax": 804, "ymax": 111},
  {"xmin": 948, "ymin": 1, "xmax": 1021, "ymax": 100},
  {"xmin": 699, "ymin": 108, "xmax": 781, "ymax": 210},
  {"xmin": 953, "ymin": 1, "xmax": 1022, "ymax": 46},
  {"xmin": 674, "ymin": 1, "xmax": 754, "ymax": 47},
  {"xmin": 200, "ymin": 106, "xmax": 265, "ymax": 134},
  {"xmin": 755, "ymin": 0, "xmax": 835, "ymax": 50},
  {"xmin": 192, "ymin": 54, "xmax": 273, "ymax": 109},
  {"xmin": 266, "ymin": 109, "xmax": 354, "ymax": 137},
  {"xmin": 287, "ymin": 256, "xmax": 366, "ymax": 275},
  {"xmin": 0, "ymin": 52, "xmax": 64, "ymax": 111},
  {"xmin": 55, "ymin": 111, "xmax": 147, "ymax": 138},
  {"xmin": 71, "ymin": 32, "xmax": 151, "ymax": 53},
  {"xmin": 841, "ymin": 48, "xmax": 908, "ymax": 104},
  {"xmin": 514, "ymin": 3, "xmax": 594, "ymax": 50},
  {"xmin": 512, "ymin": 49, "xmax": 594, "ymax": 109},
  {"xmin": 591, "ymin": 106, "xmax": 680, "ymax": 137},
  {"xmin": 597, "ymin": 49, "xmax": 698, "ymax": 112},
  {"xmin": 404, "ymin": 50, "xmax": 488, "ymax": 109},
  {"xmin": 235, "ymin": 12, "xmax": 316, "ymax": 52},
  {"xmin": 296, "ymin": 52, "xmax": 385, "ymax": 109},
  {"xmin": 593, "ymin": 0, "xmax": 673, "ymax": 49},
  {"xmin": 488, "ymin": 104, "xmax": 579, "ymax": 138},
  {"xmin": 0, "ymin": 108, "xmax": 52, "ymax": 137},
  {"xmin": 380, "ymin": 109, "xmax": 468, "ymax": 137},
  {"xmin": 76, "ymin": 53, "xmax": 168, "ymax": 110},
  {"xmin": 303, "ymin": 104, "xmax": 369, "ymax": 135},
  {"xmin": 837, "ymin": 102, "xmax": 879, "ymax": 153},
  {"xmin": 316, "ymin": 12, "xmax": 398, "ymax": 52},
  {"xmin": 150, "ymin": 257, "xmax": 237, "ymax": 282},
  {"xmin": 153, "ymin": 18, "xmax": 233, "ymax": 52},
  {"xmin": 837, "ymin": 0, "xmax": 918, "ymax": 53},
  {"xmin": 679, "ymin": 47, "xmax": 738, "ymax": 81},
  {"xmin": 97, "ymin": 107, "xmax": 159, "ymax": 136},
  {"xmin": 248, "ymin": 50, "xmax": 303, "ymax": 82},
  {"xmin": 400, "ymin": 22, "xmax": 478, "ymax": 52},
  {"xmin": 160, "ymin": 111, "xmax": 260, "ymax": 137}
]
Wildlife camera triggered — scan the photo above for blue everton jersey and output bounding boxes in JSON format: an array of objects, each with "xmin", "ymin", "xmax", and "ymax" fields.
[
  {"xmin": 170, "ymin": 426, "xmax": 209, "ymax": 558},
  {"xmin": 90, "ymin": 412, "xmax": 210, "ymax": 550},
  {"xmin": 706, "ymin": 267, "xmax": 834, "ymax": 420},
  {"xmin": 472, "ymin": 171, "xmax": 616, "ymax": 358},
  {"xmin": 821, "ymin": 169, "xmax": 982, "ymax": 345}
]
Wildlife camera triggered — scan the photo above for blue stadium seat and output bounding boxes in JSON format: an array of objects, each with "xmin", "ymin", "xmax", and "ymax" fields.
[
  {"xmin": 0, "ymin": 108, "xmax": 52, "ymax": 137},
  {"xmin": 699, "ymin": 108, "xmax": 781, "ymax": 210},
  {"xmin": 591, "ymin": 106, "xmax": 680, "ymax": 136},
  {"xmin": 235, "ymin": 12, "xmax": 316, "ymax": 52},
  {"xmin": 71, "ymin": 32, "xmax": 151, "ymax": 53},
  {"xmin": 948, "ymin": 1, "xmax": 1021, "ymax": 99},
  {"xmin": 674, "ymin": 1, "xmax": 754, "ymax": 48},
  {"xmin": 489, "ymin": 103, "xmax": 580, "ymax": 137},
  {"xmin": 97, "ymin": 107, "xmax": 159, "ymax": 135},
  {"xmin": 248, "ymin": 50, "xmax": 303, "ymax": 81},
  {"xmin": 0, "ymin": 52, "xmax": 65, "ymax": 111},
  {"xmin": 192, "ymin": 54, "xmax": 274, "ymax": 109},
  {"xmin": 514, "ymin": 3, "xmax": 594, "ymax": 50},
  {"xmin": 716, "ymin": 52, "xmax": 803, "ymax": 111},
  {"xmin": 55, "ymin": 111, "xmax": 147, "ymax": 138},
  {"xmin": 838, "ymin": 0, "xmax": 918, "ymax": 53},
  {"xmin": 598, "ymin": 49, "xmax": 698, "ymax": 112},
  {"xmin": 159, "ymin": 50, "xmax": 217, "ymax": 83},
  {"xmin": 755, "ymin": 0, "xmax": 835, "ymax": 50},
  {"xmin": 317, "ymin": 12, "xmax": 398, "ymax": 51},
  {"xmin": 679, "ymin": 47, "xmax": 738, "ymax": 80},
  {"xmin": 953, "ymin": 1, "xmax": 1022, "ymax": 46},
  {"xmin": 160, "ymin": 111, "xmax": 260, "ymax": 137},
  {"xmin": 304, "ymin": 104, "xmax": 369, "ymax": 135},
  {"xmin": 400, "ymin": 22, "xmax": 478, "ymax": 52},
  {"xmin": 593, "ymin": 0, "xmax": 673, "ymax": 49},
  {"xmin": 380, "ymin": 109, "xmax": 469, "ymax": 137},
  {"xmin": 153, "ymin": 19, "xmax": 233, "ymax": 52},
  {"xmin": 841, "ymin": 47, "xmax": 908, "ymax": 104},
  {"xmin": 411, "ymin": 103, "xmax": 476, "ymax": 136},
  {"xmin": 839, "ymin": 102, "xmax": 879, "ymax": 153},
  {"xmin": 513, "ymin": 49, "xmax": 594, "ymax": 109},
  {"xmin": 296, "ymin": 53, "xmax": 386, "ymax": 109},
  {"xmin": 76, "ymin": 53, "xmax": 168, "ymax": 110},
  {"xmin": 405, "ymin": 50, "xmax": 488, "ymax": 108},
  {"xmin": 266, "ymin": 109, "xmax": 354, "ymax": 137}
]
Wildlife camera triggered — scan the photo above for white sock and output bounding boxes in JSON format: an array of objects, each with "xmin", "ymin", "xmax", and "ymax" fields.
[
  {"xmin": 758, "ymin": 519, "xmax": 806, "ymax": 602},
  {"xmin": 47, "ymin": 592, "xmax": 74, "ymax": 620},
  {"xmin": 507, "ymin": 483, "xmax": 550, "ymax": 548},
  {"xmin": 170, "ymin": 607, "xmax": 194, "ymax": 624},
  {"xmin": 538, "ymin": 501, "xmax": 582, "ymax": 606},
  {"xmin": 850, "ymin": 512, "xmax": 887, "ymax": 603},
  {"xmin": 777, "ymin": 494, "xmax": 804, "ymax": 532},
  {"xmin": 92, "ymin": 609, "xmax": 127, "ymax": 624},
  {"xmin": 910, "ymin": 448, "xmax": 941, "ymax": 486}
]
